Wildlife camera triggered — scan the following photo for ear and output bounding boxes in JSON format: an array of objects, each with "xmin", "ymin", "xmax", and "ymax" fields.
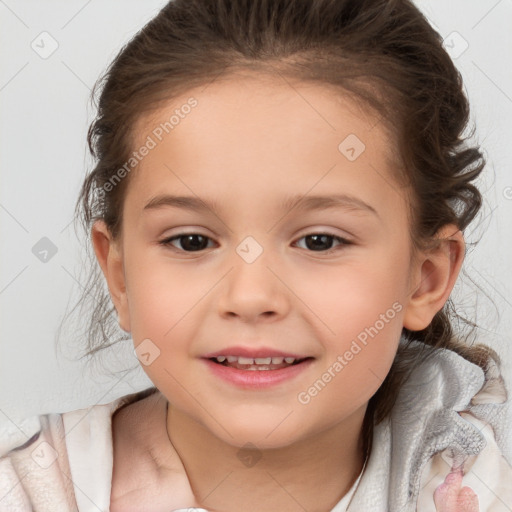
[
  {"xmin": 91, "ymin": 220, "xmax": 131, "ymax": 332},
  {"xmin": 403, "ymin": 224, "xmax": 465, "ymax": 331}
]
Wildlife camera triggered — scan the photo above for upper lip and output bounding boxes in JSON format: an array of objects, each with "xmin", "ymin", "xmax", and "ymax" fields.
[{"xmin": 202, "ymin": 346, "xmax": 311, "ymax": 359}]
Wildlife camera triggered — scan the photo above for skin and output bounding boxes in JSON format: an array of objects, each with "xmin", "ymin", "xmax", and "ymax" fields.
[{"xmin": 93, "ymin": 72, "xmax": 465, "ymax": 511}]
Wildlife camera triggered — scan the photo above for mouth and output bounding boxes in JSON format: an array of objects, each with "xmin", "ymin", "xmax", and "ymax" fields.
[
  {"xmin": 202, "ymin": 347, "xmax": 315, "ymax": 388},
  {"xmin": 208, "ymin": 355, "xmax": 313, "ymax": 371}
]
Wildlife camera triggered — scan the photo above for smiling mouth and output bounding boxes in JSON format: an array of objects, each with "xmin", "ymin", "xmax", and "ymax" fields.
[{"xmin": 209, "ymin": 355, "xmax": 312, "ymax": 371}]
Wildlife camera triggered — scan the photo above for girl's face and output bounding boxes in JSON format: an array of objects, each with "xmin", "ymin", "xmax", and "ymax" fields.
[{"xmin": 104, "ymin": 73, "xmax": 422, "ymax": 448}]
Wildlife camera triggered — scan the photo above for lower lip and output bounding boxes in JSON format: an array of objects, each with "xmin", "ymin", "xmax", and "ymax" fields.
[{"xmin": 202, "ymin": 358, "xmax": 314, "ymax": 389}]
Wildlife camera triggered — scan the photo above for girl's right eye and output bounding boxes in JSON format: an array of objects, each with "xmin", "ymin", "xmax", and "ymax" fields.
[{"xmin": 159, "ymin": 234, "xmax": 216, "ymax": 252}]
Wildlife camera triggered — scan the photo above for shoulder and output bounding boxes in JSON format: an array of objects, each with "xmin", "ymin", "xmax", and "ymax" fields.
[
  {"xmin": 359, "ymin": 340, "xmax": 512, "ymax": 511},
  {"xmin": 418, "ymin": 411, "xmax": 512, "ymax": 511},
  {"xmin": 414, "ymin": 346, "xmax": 512, "ymax": 511},
  {"xmin": 0, "ymin": 412, "xmax": 77, "ymax": 511},
  {"xmin": 0, "ymin": 387, "xmax": 158, "ymax": 512}
]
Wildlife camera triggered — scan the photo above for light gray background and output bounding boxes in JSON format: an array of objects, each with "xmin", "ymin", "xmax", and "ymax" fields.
[{"xmin": 1, "ymin": 0, "xmax": 511, "ymax": 441}]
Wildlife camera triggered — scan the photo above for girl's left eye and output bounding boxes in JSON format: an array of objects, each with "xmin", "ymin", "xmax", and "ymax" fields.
[
  {"xmin": 293, "ymin": 233, "xmax": 351, "ymax": 253},
  {"xmin": 159, "ymin": 232, "xmax": 350, "ymax": 253}
]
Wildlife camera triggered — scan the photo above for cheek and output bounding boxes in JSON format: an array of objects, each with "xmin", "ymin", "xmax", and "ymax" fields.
[
  {"xmin": 294, "ymin": 252, "xmax": 409, "ymax": 339},
  {"xmin": 123, "ymin": 251, "xmax": 207, "ymax": 343},
  {"xmin": 123, "ymin": 255, "xmax": 209, "ymax": 399},
  {"xmin": 290, "ymin": 250, "xmax": 408, "ymax": 397},
  {"xmin": 295, "ymin": 303, "xmax": 402, "ymax": 425}
]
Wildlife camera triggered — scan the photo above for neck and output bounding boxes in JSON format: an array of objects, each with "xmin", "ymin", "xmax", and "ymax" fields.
[{"xmin": 166, "ymin": 404, "xmax": 368, "ymax": 512}]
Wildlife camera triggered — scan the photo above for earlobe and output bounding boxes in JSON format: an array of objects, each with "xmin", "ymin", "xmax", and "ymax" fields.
[
  {"xmin": 403, "ymin": 225, "xmax": 465, "ymax": 331},
  {"xmin": 91, "ymin": 220, "xmax": 131, "ymax": 332}
]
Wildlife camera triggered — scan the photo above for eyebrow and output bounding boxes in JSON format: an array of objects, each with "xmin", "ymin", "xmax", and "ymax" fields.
[
  {"xmin": 144, "ymin": 195, "xmax": 220, "ymax": 215},
  {"xmin": 281, "ymin": 194, "xmax": 378, "ymax": 217},
  {"xmin": 143, "ymin": 193, "xmax": 378, "ymax": 217}
]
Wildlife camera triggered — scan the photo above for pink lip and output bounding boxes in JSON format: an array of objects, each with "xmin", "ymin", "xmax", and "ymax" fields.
[
  {"xmin": 202, "ymin": 346, "xmax": 308, "ymax": 359},
  {"xmin": 202, "ymin": 357, "xmax": 314, "ymax": 389}
]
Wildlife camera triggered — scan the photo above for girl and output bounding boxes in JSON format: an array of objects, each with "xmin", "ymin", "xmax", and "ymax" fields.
[{"xmin": 1, "ymin": 0, "xmax": 511, "ymax": 511}]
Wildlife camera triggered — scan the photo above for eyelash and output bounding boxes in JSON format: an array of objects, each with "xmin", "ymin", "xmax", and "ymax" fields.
[{"xmin": 158, "ymin": 232, "xmax": 352, "ymax": 255}]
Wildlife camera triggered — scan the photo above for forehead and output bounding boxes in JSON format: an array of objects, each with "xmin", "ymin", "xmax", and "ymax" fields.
[
  {"xmin": 126, "ymin": 72, "xmax": 406, "ymax": 216},
  {"xmin": 134, "ymin": 71, "xmax": 397, "ymax": 162}
]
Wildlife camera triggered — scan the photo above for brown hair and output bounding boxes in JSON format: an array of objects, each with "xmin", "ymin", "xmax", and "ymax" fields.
[{"xmin": 62, "ymin": 0, "xmax": 499, "ymax": 452}]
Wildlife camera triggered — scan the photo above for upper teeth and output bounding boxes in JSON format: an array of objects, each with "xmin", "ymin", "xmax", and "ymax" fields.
[{"xmin": 216, "ymin": 356, "xmax": 296, "ymax": 365}]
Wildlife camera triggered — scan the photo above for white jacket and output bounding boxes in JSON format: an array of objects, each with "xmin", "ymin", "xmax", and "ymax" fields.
[{"xmin": 1, "ymin": 341, "xmax": 511, "ymax": 511}]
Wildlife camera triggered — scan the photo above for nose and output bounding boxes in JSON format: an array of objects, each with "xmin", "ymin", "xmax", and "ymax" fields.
[{"xmin": 217, "ymin": 253, "xmax": 291, "ymax": 323}]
